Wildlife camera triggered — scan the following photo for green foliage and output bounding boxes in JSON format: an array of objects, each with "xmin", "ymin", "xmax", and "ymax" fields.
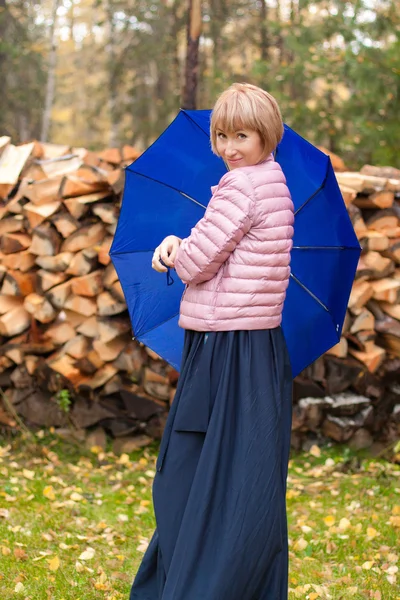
[
  {"xmin": 55, "ymin": 388, "xmax": 72, "ymax": 413},
  {"xmin": 2, "ymin": 0, "xmax": 399, "ymax": 167}
]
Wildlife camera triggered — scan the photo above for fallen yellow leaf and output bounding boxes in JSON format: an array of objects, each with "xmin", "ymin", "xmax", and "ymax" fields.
[
  {"xmin": 323, "ymin": 515, "xmax": 335, "ymax": 527},
  {"xmin": 309, "ymin": 445, "xmax": 321, "ymax": 458},
  {"xmin": 47, "ymin": 555, "xmax": 60, "ymax": 571},
  {"xmin": 43, "ymin": 486, "xmax": 56, "ymax": 501},
  {"xmin": 367, "ymin": 527, "xmax": 379, "ymax": 539},
  {"xmin": 362, "ymin": 560, "xmax": 374, "ymax": 570}
]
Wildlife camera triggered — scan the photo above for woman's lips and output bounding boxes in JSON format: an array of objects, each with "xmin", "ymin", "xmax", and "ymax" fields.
[{"xmin": 227, "ymin": 157, "xmax": 242, "ymax": 163}]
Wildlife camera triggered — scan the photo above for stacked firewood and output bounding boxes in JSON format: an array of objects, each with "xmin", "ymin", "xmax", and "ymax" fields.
[
  {"xmin": 0, "ymin": 137, "xmax": 176, "ymax": 443},
  {"xmin": 294, "ymin": 162, "xmax": 400, "ymax": 448},
  {"xmin": 0, "ymin": 136, "xmax": 399, "ymax": 450}
]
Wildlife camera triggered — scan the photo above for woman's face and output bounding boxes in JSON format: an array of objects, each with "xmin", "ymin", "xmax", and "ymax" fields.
[{"xmin": 215, "ymin": 128, "xmax": 264, "ymax": 169}]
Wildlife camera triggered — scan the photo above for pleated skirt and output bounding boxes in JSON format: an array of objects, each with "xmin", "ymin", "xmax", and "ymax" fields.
[{"xmin": 130, "ymin": 327, "xmax": 293, "ymax": 600}]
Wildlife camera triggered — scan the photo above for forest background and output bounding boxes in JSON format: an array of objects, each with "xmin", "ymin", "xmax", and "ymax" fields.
[{"xmin": 0, "ymin": 0, "xmax": 399, "ymax": 169}]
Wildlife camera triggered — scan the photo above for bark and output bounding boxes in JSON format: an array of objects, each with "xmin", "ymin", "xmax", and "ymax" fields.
[
  {"xmin": 259, "ymin": 0, "xmax": 269, "ymax": 62},
  {"xmin": 41, "ymin": 0, "xmax": 60, "ymax": 142},
  {"xmin": 182, "ymin": 0, "xmax": 202, "ymax": 110},
  {"xmin": 104, "ymin": 0, "xmax": 118, "ymax": 147}
]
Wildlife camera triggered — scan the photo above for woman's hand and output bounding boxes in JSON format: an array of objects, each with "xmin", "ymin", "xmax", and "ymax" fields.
[{"xmin": 152, "ymin": 235, "xmax": 182, "ymax": 272}]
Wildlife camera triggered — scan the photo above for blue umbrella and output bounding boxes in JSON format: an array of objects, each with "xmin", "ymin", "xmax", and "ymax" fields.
[{"xmin": 110, "ymin": 110, "xmax": 361, "ymax": 377}]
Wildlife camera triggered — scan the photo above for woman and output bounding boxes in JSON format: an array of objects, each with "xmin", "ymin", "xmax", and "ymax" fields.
[{"xmin": 130, "ymin": 82, "xmax": 294, "ymax": 600}]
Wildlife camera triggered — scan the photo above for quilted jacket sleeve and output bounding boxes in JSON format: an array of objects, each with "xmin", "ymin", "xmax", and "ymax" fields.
[{"xmin": 174, "ymin": 170, "xmax": 255, "ymax": 285}]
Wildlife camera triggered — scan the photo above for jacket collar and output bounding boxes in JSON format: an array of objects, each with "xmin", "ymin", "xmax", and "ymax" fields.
[{"xmin": 211, "ymin": 153, "xmax": 274, "ymax": 194}]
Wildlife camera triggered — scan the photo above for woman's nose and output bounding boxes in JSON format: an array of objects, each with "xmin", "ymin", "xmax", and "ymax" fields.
[{"xmin": 225, "ymin": 140, "xmax": 237, "ymax": 155}]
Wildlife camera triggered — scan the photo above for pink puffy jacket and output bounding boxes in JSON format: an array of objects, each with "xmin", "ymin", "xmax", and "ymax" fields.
[{"xmin": 174, "ymin": 155, "xmax": 294, "ymax": 331}]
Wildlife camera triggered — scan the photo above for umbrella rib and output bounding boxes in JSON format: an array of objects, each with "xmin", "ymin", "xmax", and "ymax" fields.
[
  {"xmin": 290, "ymin": 273, "xmax": 330, "ymax": 313},
  {"xmin": 124, "ymin": 169, "xmax": 207, "ymax": 209},
  {"xmin": 293, "ymin": 162, "xmax": 330, "ymax": 217},
  {"xmin": 292, "ymin": 245, "xmax": 360, "ymax": 250},
  {"xmin": 290, "ymin": 273, "xmax": 341, "ymax": 337},
  {"xmin": 182, "ymin": 110, "xmax": 213, "ymax": 138}
]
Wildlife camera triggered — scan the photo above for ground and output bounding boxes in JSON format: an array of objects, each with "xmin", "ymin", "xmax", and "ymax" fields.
[{"xmin": 0, "ymin": 433, "xmax": 399, "ymax": 600}]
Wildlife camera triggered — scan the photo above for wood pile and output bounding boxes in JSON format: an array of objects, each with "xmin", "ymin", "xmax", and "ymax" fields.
[
  {"xmin": 0, "ymin": 136, "xmax": 399, "ymax": 451},
  {"xmin": 293, "ymin": 162, "xmax": 400, "ymax": 450}
]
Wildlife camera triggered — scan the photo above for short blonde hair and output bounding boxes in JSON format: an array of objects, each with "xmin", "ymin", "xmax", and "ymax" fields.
[{"xmin": 210, "ymin": 83, "xmax": 284, "ymax": 158}]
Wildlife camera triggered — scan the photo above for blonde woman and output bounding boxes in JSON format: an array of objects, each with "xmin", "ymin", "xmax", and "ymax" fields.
[{"xmin": 130, "ymin": 83, "xmax": 294, "ymax": 600}]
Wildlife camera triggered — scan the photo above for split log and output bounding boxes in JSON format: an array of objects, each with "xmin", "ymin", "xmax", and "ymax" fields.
[
  {"xmin": 21, "ymin": 176, "xmax": 63, "ymax": 204},
  {"xmin": 92, "ymin": 203, "xmax": 117, "ymax": 224},
  {"xmin": 383, "ymin": 239, "xmax": 400, "ymax": 264},
  {"xmin": 66, "ymin": 248, "xmax": 97, "ymax": 276},
  {"xmin": 61, "ymin": 335, "xmax": 90, "ymax": 359},
  {"xmin": 0, "ymin": 306, "xmax": 30, "ymax": 336},
  {"xmin": 103, "ymin": 263, "xmax": 118, "ymax": 289},
  {"xmin": 97, "ymin": 291, "xmax": 126, "ymax": 316},
  {"xmin": 0, "ymin": 216, "xmax": 25, "ymax": 236},
  {"xmin": 74, "ymin": 348, "xmax": 104, "ymax": 374},
  {"xmin": 348, "ymin": 280, "xmax": 374, "ymax": 310},
  {"xmin": 29, "ymin": 224, "xmax": 61, "ymax": 256},
  {"xmin": 78, "ymin": 364, "xmax": 117, "ymax": 390},
  {"xmin": 60, "ymin": 174, "xmax": 108, "ymax": 198},
  {"xmin": 0, "ymin": 250, "xmax": 36, "ymax": 272},
  {"xmin": 1, "ymin": 271, "xmax": 36, "ymax": 296},
  {"xmin": 76, "ymin": 315, "xmax": 99, "ymax": 338},
  {"xmin": 45, "ymin": 321, "xmax": 76, "ymax": 345},
  {"xmin": 59, "ymin": 309, "xmax": 87, "ymax": 328},
  {"xmin": 326, "ymin": 337, "xmax": 348, "ymax": 358},
  {"xmin": 335, "ymin": 172, "xmax": 389, "ymax": 194},
  {"xmin": 359, "ymin": 230, "xmax": 389, "ymax": 252},
  {"xmin": 93, "ymin": 335, "xmax": 129, "ymax": 361},
  {"xmin": 70, "ymin": 270, "xmax": 103, "ymax": 297},
  {"xmin": 360, "ymin": 164, "xmax": 400, "ymax": 180},
  {"xmin": 35, "ymin": 252, "xmax": 74, "ymax": 273},
  {"xmin": 60, "ymin": 222, "xmax": 105, "ymax": 253},
  {"xmin": 347, "ymin": 203, "xmax": 368, "ymax": 237},
  {"xmin": 349, "ymin": 344, "xmax": 386, "ymax": 372},
  {"xmin": 356, "ymin": 252, "xmax": 394, "ymax": 280},
  {"xmin": 63, "ymin": 295, "xmax": 97, "ymax": 317},
  {"xmin": 23, "ymin": 293, "xmax": 56, "ymax": 323},
  {"xmin": 349, "ymin": 308, "xmax": 375, "ymax": 333},
  {"xmin": 0, "ymin": 295, "xmax": 24, "ymax": 315},
  {"xmin": 51, "ymin": 211, "xmax": 79, "ymax": 238},
  {"xmin": 39, "ymin": 154, "xmax": 82, "ymax": 179},
  {"xmin": 380, "ymin": 302, "xmax": 400, "ymax": 321},
  {"xmin": 98, "ymin": 316, "xmax": 131, "ymax": 343},
  {"xmin": 97, "ymin": 236, "xmax": 113, "ymax": 265},
  {"xmin": 106, "ymin": 168, "xmax": 125, "ymax": 195},
  {"xmin": 63, "ymin": 191, "xmax": 111, "ymax": 219},
  {"xmin": 371, "ymin": 278, "xmax": 400, "ymax": 304},
  {"xmin": 45, "ymin": 280, "xmax": 72, "ymax": 309},
  {"xmin": 23, "ymin": 201, "xmax": 61, "ymax": 229},
  {"xmin": 63, "ymin": 197, "xmax": 89, "ymax": 219},
  {"xmin": 0, "ymin": 233, "xmax": 31, "ymax": 255},
  {"xmin": 48, "ymin": 353, "xmax": 83, "ymax": 386},
  {"xmin": 37, "ymin": 269, "xmax": 68, "ymax": 293},
  {"xmin": 366, "ymin": 208, "xmax": 399, "ymax": 232},
  {"xmin": 354, "ymin": 191, "xmax": 394, "ymax": 210},
  {"xmin": 98, "ymin": 148, "xmax": 122, "ymax": 165}
]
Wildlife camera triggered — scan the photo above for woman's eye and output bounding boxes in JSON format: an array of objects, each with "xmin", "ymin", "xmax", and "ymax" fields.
[
  {"xmin": 217, "ymin": 132, "xmax": 226, "ymax": 139},
  {"xmin": 237, "ymin": 133, "xmax": 247, "ymax": 139}
]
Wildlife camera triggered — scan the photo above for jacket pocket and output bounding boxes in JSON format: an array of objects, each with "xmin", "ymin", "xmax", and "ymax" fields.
[{"xmin": 210, "ymin": 265, "xmax": 225, "ymax": 316}]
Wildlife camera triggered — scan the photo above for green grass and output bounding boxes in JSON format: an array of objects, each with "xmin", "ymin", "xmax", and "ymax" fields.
[{"xmin": 0, "ymin": 434, "xmax": 399, "ymax": 600}]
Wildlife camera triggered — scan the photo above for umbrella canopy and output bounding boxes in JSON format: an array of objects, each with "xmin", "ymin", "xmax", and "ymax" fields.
[{"xmin": 110, "ymin": 109, "xmax": 361, "ymax": 377}]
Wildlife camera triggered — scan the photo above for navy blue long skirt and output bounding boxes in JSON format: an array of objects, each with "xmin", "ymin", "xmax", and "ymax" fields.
[{"xmin": 130, "ymin": 328, "xmax": 293, "ymax": 600}]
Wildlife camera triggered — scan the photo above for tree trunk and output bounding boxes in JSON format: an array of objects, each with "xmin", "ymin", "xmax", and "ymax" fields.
[
  {"xmin": 104, "ymin": 0, "xmax": 118, "ymax": 147},
  {"xmin": 41, "ymin": 0, "xmax": 60, "ymax": 142},
  {"xmin": 182, "ymin": 0, "xmax": 202, "ymax": 110},
  {"xmin": 259, "ymin": 0, "xmax": 269, "ymax": 62}
]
